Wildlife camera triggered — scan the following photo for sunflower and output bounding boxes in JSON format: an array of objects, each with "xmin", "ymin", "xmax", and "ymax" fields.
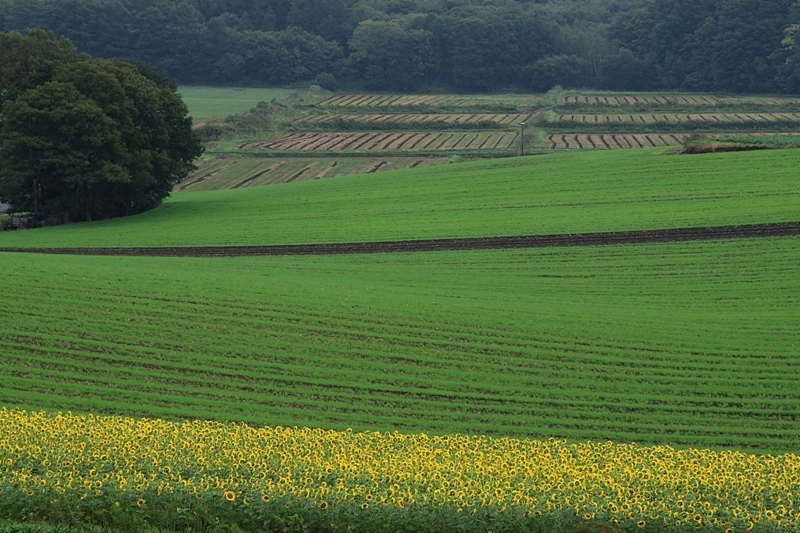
[
  {"xmin": 637, "ymin": 520, "xmax": 646, "ymax": 528},
  {"xmin": 694, "ymin": 514, "xmax": 702, "ymax": 522},
  {"xmin": 361, "ymin": 503, "xmax": 369, "ymax": 509},
  {"xmin": 137, "ymin": 499, "xmax": 146, "ymax": 507},
  {"xmin": 725, "ymin": 529, "xmax": 734, "ymax": 533},
  {"xmin": 365, "ymin": 494, "xmax": 373, "ymax": 501},
  {"xmin": 398, "ymin": 500, "xmax": 405, "ymax": 508},
  {"xmin": 26, "ymin": 490, "xmax": 34, "ymax": 497},
  {"xmin": 320, "ymin": 501, "xmax": 329, "ymax": 509},
  {"xmin": 224, "ymin": 491, "xmax": 236, "ymax": 501},
  {"xmin": 262, "ymin": 495, "xmax": 270, "ymax": 503}
]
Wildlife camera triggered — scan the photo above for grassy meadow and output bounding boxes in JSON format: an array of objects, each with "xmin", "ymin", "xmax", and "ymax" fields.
[
  {"xmin": 178, "ymin": 86, "xmax": 296, "ymax": 123},
  {"xmin": 2, "ymin": 144, "xmax": 800, "ymax": 532},
  {"xmin": 1, "ymin": 148, "xmax": 799, "ymax": 248}
]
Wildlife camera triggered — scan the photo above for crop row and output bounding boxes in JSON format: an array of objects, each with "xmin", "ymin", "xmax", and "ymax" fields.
[
  {"xmin": 238, "ymin": 132, "xmax": 518, "ymax": 151},
  {"xmin": 1, "ymin": 234, "xmax": 799, "ymax": 453},
  {"xmin": 178, "ymin": 157, "xmax": 448, "ymax": 191},
  {"xmin": 317, "ymin": 93, "xmax": 480, "ymax": 107},
  {"xmin": 562, "ymin": 94, "xmax": 719, "ymax": 106},
  {"xmin": 547, "ymin": 133, "xmax": 685, "ymax": 149},
  {"xmin": 556, "ymin": 112, "xmax": 800, "ymax": 124},
  {"xmin": 315, "ymin": 93, "xmax": 538, "ymax": 108},
  {"xmin": 294, "ymin": 113, "xmax": 533, "ymax": 127}
]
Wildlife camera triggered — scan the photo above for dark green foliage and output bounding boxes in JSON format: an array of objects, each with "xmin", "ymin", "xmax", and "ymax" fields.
[
  {"xmin": 348, "ymin": 20, "xmax": 433, "ymax": 91},
  {"xmin": 0, "ymin": 0, "xmax": 798, "ymax": 93},
  {"xmin": 526, "ymin": 55, "xmax": 592, "ymax": 92},
  {"xmin": 0, "ymin": 31, "xmax": 203, "ymax": 223}
]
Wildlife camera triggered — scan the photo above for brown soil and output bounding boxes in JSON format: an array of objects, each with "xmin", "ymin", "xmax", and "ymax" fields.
[
  {"xmin": 4, "ymin": 223, "xmax": 797, "ymax": 258},
  {"xmin": 677, "ymin": 143, "xmax": 771, "ymax": 155}
]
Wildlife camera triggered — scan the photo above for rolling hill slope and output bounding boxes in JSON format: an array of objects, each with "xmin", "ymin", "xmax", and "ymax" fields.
[
  {"xmin": 1, "ymin": 148, "xmax": 799, "ymax": 454},
  {"xmin": 0, "ymin": 148, "xmax": 798, "ymax": 249}
]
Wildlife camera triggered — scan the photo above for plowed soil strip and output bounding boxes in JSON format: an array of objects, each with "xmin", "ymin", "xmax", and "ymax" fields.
[{"xmin": 3, "ymin": 223, "xmax": 798, "ymax": 257}]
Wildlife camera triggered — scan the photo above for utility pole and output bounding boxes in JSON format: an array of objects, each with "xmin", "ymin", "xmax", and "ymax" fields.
[{"xmin": 517, "ymin": 122, "xmax": 525, "ymax": 156}]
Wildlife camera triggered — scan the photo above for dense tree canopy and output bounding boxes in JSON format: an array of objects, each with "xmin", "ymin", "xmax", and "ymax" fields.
[
  {"xmin": 0, "ymin": 30, "xmax": 203, "ymax": 224},
  {"xmin": 0, "ymin": 0, "xmax": 797, "ymax": 93}
]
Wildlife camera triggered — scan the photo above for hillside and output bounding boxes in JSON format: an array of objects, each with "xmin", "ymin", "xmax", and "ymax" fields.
[{"xmin": 1, "ymin": 148, "xmax": 798, "ymax": 248}]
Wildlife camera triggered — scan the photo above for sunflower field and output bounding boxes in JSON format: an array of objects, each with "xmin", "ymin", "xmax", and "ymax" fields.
[{"xmin": 1, "ymin": 409, "xmax": 797, "ymax": 533}]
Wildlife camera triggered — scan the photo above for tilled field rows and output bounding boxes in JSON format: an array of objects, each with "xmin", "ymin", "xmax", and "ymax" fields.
[
  {"xmin": 548, "ymin": 133, "xmax": 685, "ymax": 149},
  {"xmin": 295, "ymin": 113, "xmax": 533, "ymax": 126},
  {"xmin": 2, "ymin": 234, "xmax": 800, "ymax": 452},
  {"xmin": 239, "ymin": 132, "xmax": 518, "ymax": 151},
  {"xmin": 316, "ymin": 94, "xmax": 538, "ymax": 108},
  {"xmin": 557, "ymin": 112, "xmax": 800, "ymax": 124},
  {"xmin": 178, "ymin": 157, "xmax": 449, "ymax": 191},
  {"xmin": 563, "ymin": 95, "xmax": 719, "ymax": 106}
]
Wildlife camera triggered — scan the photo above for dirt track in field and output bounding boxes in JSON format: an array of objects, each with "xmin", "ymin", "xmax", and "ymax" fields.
[{"xmin": 2, "ymin": 223, "xmax": 798, "ymax": 257}]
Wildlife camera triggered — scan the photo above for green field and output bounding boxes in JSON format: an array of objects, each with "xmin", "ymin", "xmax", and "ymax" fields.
[
  {"xmin": 1, "ymin": 148, "xmax": 798, "ymax": 248},
  {"xmin": 178, "ymin": 86, "xmax": 296, "ymax": 123},
  {"xmin": 2, "ymin": 235, "xmax": 799, "ymax": 454}
]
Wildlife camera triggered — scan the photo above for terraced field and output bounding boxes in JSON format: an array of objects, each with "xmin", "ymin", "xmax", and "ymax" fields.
[
  {"xmin": 239, "ymin": 131, "xmax": 519, "ymax": 152},
  {"xmin": 316, "ymin": 93, "xmax": 541, "ymax": 109},
  {"xmin": 293, "ymin": 112, "xmax": 533, "ymax": 128},
  {"xmin": 547, "ymin": 133, "xmax": 685, "ymax": 149},
  {"xmin": 188, "ymin": 89, "xmax": 800, "ymax": 189},
  {"xmin": 555, "ymin": 112, "xmax": 800, "ymax": 125},
  {"xmin": 176, "ymin": 156, "xmax": 447, "ymax": 191},
  {"xmin": 563, "ymin": 94, "xmax": 720, "ymax": 106}
]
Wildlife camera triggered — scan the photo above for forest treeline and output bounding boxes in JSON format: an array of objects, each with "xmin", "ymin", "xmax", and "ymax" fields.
[{"xmin": 0, "ymin": 0, "xmax": 798, "ymax": 94}]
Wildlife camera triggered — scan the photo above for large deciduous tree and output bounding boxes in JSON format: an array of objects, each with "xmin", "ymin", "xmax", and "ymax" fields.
[{"xmin": 0, "ymin": 31, "xmax": 202, "ymax": 224}]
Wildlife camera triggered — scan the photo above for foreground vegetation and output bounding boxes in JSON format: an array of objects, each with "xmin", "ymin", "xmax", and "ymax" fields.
[
  {"xmin": 2, "ymin": 409, "xmax": 798, "ymax": 533},
  {"xmin": 2, "ymin": 145, "xmax": 799, "ymax": 531}
]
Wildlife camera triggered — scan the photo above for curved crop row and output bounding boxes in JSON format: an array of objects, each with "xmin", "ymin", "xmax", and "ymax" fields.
[
  {"xmin": 239, "ymin": 132, "xmax": 518, "ymax": 151},
  {"xmin": 294, "ymin": 113, "xmax": 533, "ymax": 128}
]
